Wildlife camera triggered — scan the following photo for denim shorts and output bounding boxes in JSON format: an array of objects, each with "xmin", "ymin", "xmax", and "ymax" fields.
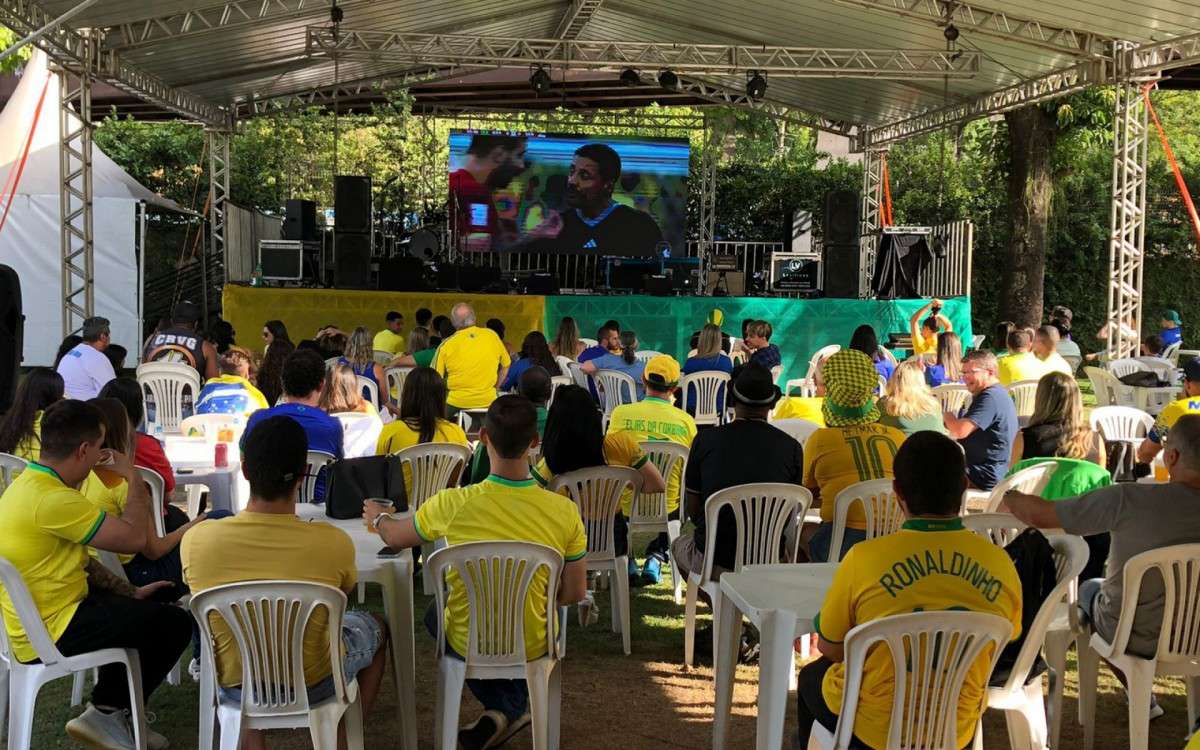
[
  {"xmin": 808, "ymin": 521, "xmax": 866, "ymax": 563},
  {"xmin": 218, "ymin": 609, "xmax": 382, "ymax": 706}
]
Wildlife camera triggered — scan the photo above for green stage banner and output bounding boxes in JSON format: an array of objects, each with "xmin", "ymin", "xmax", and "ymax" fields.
[{"xmin": 543, "ymin": 295, "xmax": 973, "ymax": 385}]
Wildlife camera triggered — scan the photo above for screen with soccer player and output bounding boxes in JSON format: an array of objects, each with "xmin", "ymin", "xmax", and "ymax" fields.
[{"xmin": 448, "ymin": 129, "xmax": 689, "ymax": 257}]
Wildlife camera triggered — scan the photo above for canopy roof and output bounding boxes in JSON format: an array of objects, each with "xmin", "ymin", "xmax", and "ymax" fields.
[{"xmin": 5, "ymin": 0, "xmax": 1200, "ymax": 144}]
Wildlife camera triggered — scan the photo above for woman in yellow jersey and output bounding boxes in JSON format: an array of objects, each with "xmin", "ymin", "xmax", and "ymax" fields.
[
  {"xmin": 908, "ymin": 298, "xmax": 953, "ymax": 359},
  {"xmin": 0, "ymin": 368, "xmax": 64, "ymax": 461},
  {"xmin": 532, "ymin": 385, "xmax": 664, "ymax": 622},
  {"xmin": 375, "ymin": 367, "xmax": 469, "ymax": 489}
]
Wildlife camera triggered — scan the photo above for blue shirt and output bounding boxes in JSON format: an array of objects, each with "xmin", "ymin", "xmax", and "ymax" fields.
[
  {"xmin": 873, "ymin": 358, "xmax": 895, "ymax": 383},
  {"xmin": 501, "ymin": 357, "xmax": 544, "ymax": 393},
  {"xmin": 958, "ymin": 384, "xmax": 1018, "ymax": 491},
  {"xmin": 1162, "ymin": 326, "xmax": 1182, "ymax": 346},
  {"xmin": 682, "ymin": 354, "xmax": 733, "ymax": 413},
  {"xmin": 244, "ymin": 403, "xmax": 344, "ymax": 500},
  {"xmin": 749, "ymin": 344, "xmax": 781, "ymax": 370},
  {"xmin": 589, "ymin": 353, "xmax": 646, "ymax": 401},
  {"xmin": 578, "ymin": 345, "xmax": 609, "ymax": 401},
  {"xmin": 925, "ymin": 364, "xmax": 960, "ymax": 388}
]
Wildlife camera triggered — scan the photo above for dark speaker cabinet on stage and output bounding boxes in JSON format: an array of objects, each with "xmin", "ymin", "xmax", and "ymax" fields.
[
  {"xmin": 822, "ymin": 243, "xmax": 860, "ymax": 298},
  {"xmin": 334, "ymin": 233, "xmax": 372, "ymax": 288},
  {"xmin": 823, "ymin": 190, "xmax": 859, "ymax": 246},
  {"xmin": 334, "ymin": 176, "xmax": 372, "ymax": 234},
  {"xmin": 0, "ymin": 264, "xmax": 23, "ymax": 413},
  {"xmin": 283, "ymin": 199, "xmax": 318, "ymax": 242},
  {"xmin": 378, "ymin": 257, "xmax": 429, "ymax": 292}
]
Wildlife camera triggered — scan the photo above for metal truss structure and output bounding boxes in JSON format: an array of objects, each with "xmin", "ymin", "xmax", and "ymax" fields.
[
  {"xmin": 233, "ymin": 65, "xmax": 478, "ymax": 118},
  {"xmin": 56, "ymin": 50, "xmax": 93, "ymax": 337},
  {"xmin": 675, "ymin": 76, "xmax": 856, "ymax": 135},
  {"xmin": 554, "ymin": 0, "xmax": 603, "ymax": 40},
  {"xmin": 206, "ymin": 129, "xmax": 232, "ymax": 321},
  {"xmin": 306, "ymin": 28, "xmax": 983, "ymax": 79},
  {"xmin": 103, "ymin": 0, "xmax": 349, "ymax": 50},
  {"xmin": 858, "ymin": 148, "xmax": 886, "ymax": 297},
  {"xmin": 421, "ymin": 106, "xmax": 706, "ymax": 134},
  {"xmin": 696, "ymin": 114, "xmax": 725, "ymax": 293}
]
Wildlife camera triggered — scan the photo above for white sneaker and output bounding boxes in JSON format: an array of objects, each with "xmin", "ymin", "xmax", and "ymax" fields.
[
  {"xmin": 66, "ymin": 704, "xmax": 169, "ymax": 750},
  {"xmin": 187, "ymin": 657, "xmax": 201, "ymax": 683}
]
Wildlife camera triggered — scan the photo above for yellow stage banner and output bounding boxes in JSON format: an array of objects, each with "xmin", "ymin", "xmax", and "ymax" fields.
[{"xmin": 222, "ymin": 286, "xmax": 546, "ymax": 352}]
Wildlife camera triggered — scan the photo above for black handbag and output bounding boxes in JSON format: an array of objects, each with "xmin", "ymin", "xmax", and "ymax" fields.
[{"xmin": 323, "ymin": 454, "xmax": 409, "ymax": 520}]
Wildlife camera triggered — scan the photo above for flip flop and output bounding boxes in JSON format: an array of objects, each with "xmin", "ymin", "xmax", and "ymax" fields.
[
  {"xmin": 458, "ymin": 710, "xmax": 507, "ymax": 750},
  {"xmin": 488, "ymin": 712, "xmax": 532, "ymax": 749}
]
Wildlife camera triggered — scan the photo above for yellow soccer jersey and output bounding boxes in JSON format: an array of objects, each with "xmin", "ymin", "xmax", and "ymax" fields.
[
  {"xmin": 803, "ymin": 423, "xmax": 905, "ymax": 527},
  {"xmin": 773, "ymin": 397, "xmax": 826, "ymax": 426},
  {"xmin": 815, "ymin": 518, "xmax": 1023, "ymax": 750},
  {"xmin": 432, "ymin": 326, "xmax": 511, "ymax": 409},
  {"xmin": 606, "ymin": 396, "xmax": 696, "ymax": 515},
  {"xmin": 1150, "ymin": 395, "xmax": 1200, "ymax": 444}
]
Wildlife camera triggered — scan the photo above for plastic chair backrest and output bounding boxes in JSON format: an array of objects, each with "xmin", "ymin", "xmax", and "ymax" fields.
[
  {"xmin": 984, "ymin": 461, "xmax": 1058, "ymax": 513},
  {"xmin": 961, "ymin": 513, "xmax": 1028, "ymax": 547},
  {"xmin": 550, "ymin": 466, "xmax": 642, "ymax": 562},
  {"xmin": 730, "ymin": 349, "xmax": 747, "ymax": 366},
  {"xmin": 333, "ymin": 411, "xmax": 383, "ymax": 459},
  {"xmin": 595, "ymin": 369, "xmax": 637, "ymax": 416},
  {"xmin": 1063, "ymin": 354, "xmax": 1083, "ymax": 373},
  {"xmin": 455, "ymin": 408, "xmax": 489, "ymax": 438},
  {"xmin": 634, "ymin": 350, "xmax": 662, "ymax": 363},
  {"xmin": 832, "ymin": 611, "xmax": 1012, "ymax": 750},
  {"xmin": 0, "ymin": 451, "xmax": 27, "ymax": 493},
  {"xmin": 805, "ymin": 344, "xmax": 841, "ymax": 380},
  {"xmin": 699, "ymin": 483, "xmax": 812, "ymax": 582},
  {"xmin": 769, "ymin": 365, "xmax": 783, "ymax": 385},
  {"xmin": 1089, "ymin": 405, "xmax": 1155, "ymax": 441},
  {"xmin": 579, "ymin": 337, "xmax": 597, "ymax": 348},
  {"xmin": 1006, "ymin": 380, "xmax": 1040, "ymax": 419},
  {"xmin": 136, "ymin": 466, "xmax": 167, "ymax": 538},
  {"xmin": 190, "ymin": 580, "xmax": 350, "ymax": 716},
  {"xmin": 971, "ymin": 334, "xmax": 986, "ymax": 350},
  {"xmin": 1107, "ymin": 358, "xmax": 1149, "ymax": 379},
  {"xmin": 179, "ymin": 413, "xmax": 244, "ymax": 439},
  {"xmin": 384, "ymin": 366, "xmax": 412, "ymax": 404},
  {"xmin": 553, "ymin": 355, "xmax": 574, "ymax": 376},
  {"xmin": 566, "ymin": 361, "xmax": 589, "ymax": 390},
  {"xmin": 1164, "ymin": 341, "xmax": 1182, "ymax": 365},
  {"xmin": 426, "ymin": 541, "xmax": 563, "ymax": 667},
  {"xmin": 680, "ymin": 371, "xmax": 729, "ymax": 426},
  {"xmin": 784, "ymin": 378, "xmax": 816, "ymax": 398},
  {"xmin": 829, "ymin": 479, "xmax": 904, "ymax": 563},
  {"xmin": 548, "ymin": 375, "xmax": 572, "ymax": 406},
  {"xmin": 879, "ymin": 347, "xmax": 898, "ymax": 366},
  {"xmin": 300, "ymin": 450, "xmax": 337, "ymax": 503},
  {"xmin": 356, "ymin": 376, "xmax": 379, "ymax": 408},
  {"xmin": 394, "ymin": 442, "xmax": 471, "ymax": 511},
  {"xmin": 324, "ymin": 357, "xmax": 340, "ymax": 369},
  {"xmin": 633, "ymin": 441, "xmax": 688, "ymax": 526},
  {"xmin": 136, "ymin": 362, "xmax": 201, "ymax": 434},
  {"xmin": 1083, "ymin": 367, "xmax": 1114, "ymax": 407},
  {"xmin": 0, "ymin": 555, "xmax": 70, "ymax": 666},
  {"xmin": 1110, "ymin": 543, "xmax": 1200, "ymax": 663},
  {"xmin": 932, "ymin": 384, "xmax": 972, "ymax": 414},
  {"xmin": 769, "ymin": 418, "xmax": 821, "ymax": 448}
]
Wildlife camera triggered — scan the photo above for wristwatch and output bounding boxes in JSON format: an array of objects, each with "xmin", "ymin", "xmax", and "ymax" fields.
[{"xmin": 372, "ymin": 512, "xmax": 395, "ymax": 530}]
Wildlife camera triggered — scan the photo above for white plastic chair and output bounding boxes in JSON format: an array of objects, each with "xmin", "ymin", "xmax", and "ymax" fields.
[
  {"xmin": 372, "ymin": 349, "xmax": 393, "ymax": 365},
  {"xmin": 594, "ymin": 370, "xmax": 637, "ymax": 423},
  {"xmin": 300, "ymin": 450, "xmax": 337, "ymax": 504},
  {"xmin": 1084, "ymin": 366, "xmax": 1119, "ymax": 408},
  {"xmin": 324, "ymin": 357, "xmax": 341, "ymax": 369},
  {"xmin": 190, "ymin": 581, "xmax": 364, "ymax": 750},
  {"xmin": 1090, "ymin": 405, "xmax": 1155, "ymax": 478},
  {"xmin": 1107, "ymin": 357, "xmax": 1149, "ymax": 379},
  {"xmin": 553, "ymin": 355, "xmax": 574, "ymax": 376},
  {"xmin": 566, "ymin": 361, "xmax": 589, "ymax": 391},
  {"xmin": 384, "ymin": 366, "xmax": 412, "ymax": 405},
  {"xmin": 333, "ymin": 412, "xmax": 384, "ymax": 459},
  {"xmin": 0, "ymin": 452, "xmax": 26, "ymax": 493},
  {"xmin": 0, "ymin": 555, "xmax": 151, "ymax": 749},
  {"xmin": 810, "ymin": 611, "xmax": 1013, "ymax": 750},
  {"xmin": 550, "ymin": 466, "xmax": 643, "ymax": 655},
  {"xmin": 961, "ymin": 512, "xmax": 1029, "ymax": 547},
  {"xmin": 136, "ymin": 466, "xmax": 167, "ymax": 539},
  {"xmin": 679, "ymin": 371, "xmax": 729, "ymax": 427},
  {"xmin": 548, "ymin": 375, "xmax": 572, "ymax": 406},
  {"xmin": 827, "ymin": 479, "xmax": 904, "ymax": 563},
  {"xmin": 633, "ymin": 442, "xmax": 689, "ymax": 603},
  {"xmin": 356, "ymin": 376, "xmax": 380, "ymax": 409},
  {"xmin": 1006, "ymin": 380, "xmax": 1040, "ymax": 425},
  {"xmin": 683, "ymin": 483, "xmax": 812, "ymax": 667},
  {"xmin": 784, "ymin": 378, "xmax": 816, "ymax": 398},
  {"xmin": 980, "ymin": 462, "xmax": 1058, "ymax": 513},
  {"xmin": 179, "ymin": 413, "xmax": 245, "ymax": 440},
  {"xmin": 1078, "ymin": 544, "xmax": 1200, "ymax": 750},
  {"xmin": 634, "ymin": 350, "xmax": 662, "ymax": 363},
  {"xmin": 427, "ymin": 541, "xmax": 564, "ymax": 750},
  {"xmin": 769, "ymin": 418, "xmax": 821, "ymax": 448},
  {"xmin": 1163, "ymin": 341, "xmax": 1182, "ymax": 365},
  {"xmin": 137, "ymin": 362, "xmax": 201, "ymax": 435},
  {"xmin": 769, "ymin": 365, "xmax": 783, "ymax": 385},
  {"xmin": 394, "ymin": 443, "xmax": 471, "ymax": 595},
  {"xmin": 932, "ymin": 383, "xmax": 972, "ymax": 414},
  {"xmin": 455, "ymin": 408, "xmax": 489, "ymax": 439},
  {"xmin": 580, "ymin": 337, "xmax": 598, "ymax": 348},
  {"xmin": 805, "ymin": 344, "xmax": 841, "ymax": 380}
]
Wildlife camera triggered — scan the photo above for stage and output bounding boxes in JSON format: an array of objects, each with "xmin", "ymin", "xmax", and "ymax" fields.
[{"xmin": 222, "ymin": 285, "xmax": 973, "ymax": 384}]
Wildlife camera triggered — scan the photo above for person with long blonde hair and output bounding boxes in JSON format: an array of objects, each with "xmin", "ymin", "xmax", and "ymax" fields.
[
  {"xmin": 1012, "ymin": 371, "xmax": 1104, "ymax": 466},
  {"xmin": 681, "ymin": 323, "xmax": 733, "ymax": 414},
  {"xmin": 550, "ymin": 316, "xmax": 586, "ymax": 360},
  {"xmin": 925, "ymin": 331, "xmax": 963, "ymax": 387},
  {"xmin": 338, "ymin": 326, "xmax": 385, "ymax": 404},
  {"xmin": 878, "ymin": 360, "xmax": 947, "ymax": 436},
  {"xmin": 320, "ymin": 364, "xmax": 383, "ymax": 458}
]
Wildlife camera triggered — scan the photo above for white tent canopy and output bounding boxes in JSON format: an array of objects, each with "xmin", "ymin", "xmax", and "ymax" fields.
[{"xmin": 0, "ymin": 50, "xmax": 184, "ymax": 367}]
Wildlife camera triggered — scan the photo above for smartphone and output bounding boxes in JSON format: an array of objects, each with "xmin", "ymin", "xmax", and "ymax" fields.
[{"xmin": 377, "ymin": 546, "xmax": 401, "ymax": 558}]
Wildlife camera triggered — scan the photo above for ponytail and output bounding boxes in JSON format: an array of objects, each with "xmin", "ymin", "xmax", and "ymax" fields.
[{"xmin": 619, "ymin": 330, "xmax": 637, "ymax": 365}]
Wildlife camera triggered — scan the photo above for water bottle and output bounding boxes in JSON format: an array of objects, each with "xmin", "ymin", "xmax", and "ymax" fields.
[{"xmin": 250, "ymin": 263, "xmax": 263, "ymax": 287}]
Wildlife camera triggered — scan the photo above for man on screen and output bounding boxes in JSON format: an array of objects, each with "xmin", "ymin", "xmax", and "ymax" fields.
[{"xmin": 449, "ymin": 134, "xmax": 529, "ymax": 251}]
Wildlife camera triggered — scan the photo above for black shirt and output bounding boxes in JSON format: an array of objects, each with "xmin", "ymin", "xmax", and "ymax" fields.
[
  {"xmin": 684, "ymin": 419, "xmax": 804, "ymax": 570},
  {"xmin": 529, "ymin": 203, "xmax": 664, "ymax": 256}
]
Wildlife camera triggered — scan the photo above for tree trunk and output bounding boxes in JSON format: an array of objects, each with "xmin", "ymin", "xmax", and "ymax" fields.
[{"xmin": 999, "ymin": 105, "xmax": 1058, "ymax": 327}]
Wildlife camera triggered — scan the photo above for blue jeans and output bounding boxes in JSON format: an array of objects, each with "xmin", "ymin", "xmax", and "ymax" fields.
[
  {"xmin": 423, "ymin": 601, "xmax": 529, "ymax": 721},
  {"xmin": 1079, "ymin": 577, "xmax": 1104, "ymax": 626},
  {"xmin": 218, "ymin": 609, "xmax": 382, "ymax": 705},
  {"xmin": 808, "ymin": 522, "xmax": 866, "ymax": 563}
]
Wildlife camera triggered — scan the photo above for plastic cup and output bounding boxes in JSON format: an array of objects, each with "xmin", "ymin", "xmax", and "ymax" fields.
[
  {"xmin": 365, "ymin": 498, "xmax": 394, "ymax": 534},
  {"xmin": 1154, "ymin": 460, "xmax": 1169, "ymax": 482}
]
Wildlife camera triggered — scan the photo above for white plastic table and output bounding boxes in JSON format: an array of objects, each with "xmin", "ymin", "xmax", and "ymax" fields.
[
  {"xmin": 295, "ymin": 504, "xmax": 418, "ymax": 750},
  {"xmin": 713, "ymin": 563, "xmax": 837, "ymax": 750},
  {"xmin": 162, "ymin": 436, "xmax": 245, "ymax": 513}
]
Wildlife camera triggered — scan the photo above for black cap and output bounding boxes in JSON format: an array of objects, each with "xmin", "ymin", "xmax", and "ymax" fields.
[
  {"xmin": 172, "ymin": 301, "xmax": 201, "ymax": 324},
  {"xmin": 1183, "ymin": 358, "xmax": 1200, "ymax": 383},
  {"xmin": 729, "ymin": 363, "xmax": 782, "ymax": 407}
]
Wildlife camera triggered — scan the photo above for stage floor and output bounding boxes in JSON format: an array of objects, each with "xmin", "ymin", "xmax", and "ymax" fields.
[{"xmin": 222, "ymin": 285, "xmax": 972, "ymax": 384}]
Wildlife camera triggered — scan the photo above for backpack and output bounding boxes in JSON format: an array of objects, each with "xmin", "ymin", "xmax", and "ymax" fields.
[
  {"xmin": 1119, "ymin": 370, "xmax": 1168, "ymax": 388},
  {"xmin": 990, "ymin": 527, "xmax": 1058, "ymax": 686},
  {"xmin": 323, "ymin": 454, "xmax": 409, "ymax": 520}
]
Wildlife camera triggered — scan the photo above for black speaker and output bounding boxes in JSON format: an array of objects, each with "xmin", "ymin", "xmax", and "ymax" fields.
[
  {"xmin": 822, "ymin": 243, "xmax": 860, "ymax": 298},
  {"xmin": 378, "ymin": 256, "xmax": 428, "ymax": 292},
  {"xmin": 0, "ymin": 264, "xmax": 22, "ymax": 412},
  {"xmin": 522, "ymin": 273, "xmax": 560, "ymax": 295},
  {"xmin": 283, "ymin": 199, "xmax": 318, "ymax": 241},
  {"xmin": 334, "ymin": 176, "xmax": 372, "ymax": 234},
  {"xmin": 334, "ymin": 233, "xmax": 372, "ymax": 288},
  {"xmin": 823, "ymin": 189, "xmax": 859, "ymax": 246}
]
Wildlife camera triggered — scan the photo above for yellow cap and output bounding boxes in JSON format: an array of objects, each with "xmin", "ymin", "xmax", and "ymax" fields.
[
  {"xmin": 707, "ymin": 308, "xmax": 725, "ymax": 327},
  {"xmin": 644, "ymin": 354, "xmax": 681, "ymax": 389}
]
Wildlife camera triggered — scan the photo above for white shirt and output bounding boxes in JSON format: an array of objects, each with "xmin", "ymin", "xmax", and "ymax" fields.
[{"xmin": 56, "ymin": 342, "xmax": 116, "ymax": 400}]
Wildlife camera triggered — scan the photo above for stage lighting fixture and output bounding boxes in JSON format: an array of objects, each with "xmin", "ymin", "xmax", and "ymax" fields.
[
  {"xmin": 746, "ymin": 70, "xmax": 767, "ymax": 100},
  {"xmin": 657, "ymin": 70, "xmax": 679, "ymax": 90},
  {"xmin": 943, "ymin": 23, "xmax": 960, "ymax": 42},
  {"xmin": 620, "ymin": 68, "xmax": 641, "ymax": 87},
  {"xmin": 529, "ymin": 66, "xmax": 552, "ymax": 95}
]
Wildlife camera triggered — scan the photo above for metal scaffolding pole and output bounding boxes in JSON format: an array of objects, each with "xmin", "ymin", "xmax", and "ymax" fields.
[
  {"xmin": 57, "ymin": 40, "xmax": 93, "ymax": 338},
  {"xmin": 206, "ymin": 128, "xmax": 231, "ymax": 322},
  {"xmin": 1105, "ymin": 42, "xmax": 1151, "ymax": 360},
  {"xmin": 858, "ymin": 146, "xmax": 885, "ymax": 297},
  {"xmin": 697, "ymin": 113, "xmax": 721, "ymax": 292}
]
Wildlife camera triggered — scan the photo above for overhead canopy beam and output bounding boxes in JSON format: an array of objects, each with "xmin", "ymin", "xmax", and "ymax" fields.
[
  {"xmin": 99, "ymin": 0, "xmax": 358, "ymax": 50},
  {"xmin": 1130, "ymin": 30, "xmax": 1200, "ymax": 76},
  {"xmin": 306, "ymin": 28, "xmax": 982, "ymax": 79},
  {"xmin": 554, "ymin": 0, "xmax": 603, "ymax": 40},
  {"xmin": 833, "ymin": 0, "xmax": 1113, "ymax": 58},
  {"xmin": 674, "ymin": 76, "xmax": 857, "ymax": 136}
]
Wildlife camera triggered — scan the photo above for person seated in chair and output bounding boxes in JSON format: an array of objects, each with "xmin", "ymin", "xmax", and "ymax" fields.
[
  {"xmin": 1136, "ymin": 359, "xmax": 1200, "ymax": 466},
  {"xmin": 797, "ymin": 432, "xmax": 1022, "ymax": 750},
  {"xmin": 366, "ymin": 396, "xmax": 589, "ymax": 750},
  {"xmin": 195, "ymin": 346, "xmax": 268, "ymax": 418}
]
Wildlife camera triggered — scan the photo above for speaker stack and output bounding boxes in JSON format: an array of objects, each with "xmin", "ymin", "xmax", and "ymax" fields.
[
  {"xmin": 334, "ymin": 176, "xmax": 372, "ymax": 288},
  {"xmin": 822, "ymin": 189, "xmax": 860, "ymax": 298},
  {"xmin": 0, "ymin": 264, "xmax": 22, "ymax": 413}
]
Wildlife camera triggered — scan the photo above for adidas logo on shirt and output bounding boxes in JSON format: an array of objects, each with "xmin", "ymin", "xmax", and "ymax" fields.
[{"xmin": 583, "ymin": 239, "xmax": 597, "ymax": 248}]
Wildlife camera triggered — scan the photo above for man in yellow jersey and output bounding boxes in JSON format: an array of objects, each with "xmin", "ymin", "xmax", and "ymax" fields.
[
  {"xmin": 433, "ymin": 302, "xmax": 512, "ymax": 420},
  {"xmin": 803, "ymin": 350, "xmax": 906, "ymax": 562},
  {"xmin": 0, "ymin": 400, "xmax": 191, "ymax": 750},
  {"xmin": 997, "ymin": 328, "xmax": 1050, "ymax": 385},
  {"xmin": 1138, "ymin": 359, "xmax": 1200, "ymax": 465},
  {"xmin": 799, "ymin": 431, "xmax": 1022, "ymax": 750},
  {"xmin": 372, "ymin": 311, "xmax": 406, "ymax": 354},
  {"xmin": 367, "ymin": 395, "xmax": 588, "ymax": 750},
  {"xmin": 606, "ymin": 355, "xmax": 697, "ymax": 585}
]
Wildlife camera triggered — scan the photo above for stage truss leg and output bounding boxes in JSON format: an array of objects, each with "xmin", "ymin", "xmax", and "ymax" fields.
[
  {"xmin": 206, "ymin": 128, "xmax": 231, "ymax": 321},
  {"xmin": 858, "ymin": 146, "xmax": 885, "ymax": 298},
  {"xmin": 57, "ymin": 42, "xmax": 94, "ymax": 338},
  {"xmin": 1105, "ymin": 43, "xmax": 1152, "ymax": 361},
  {"xmin": 698, "ymin": 113, "xmax": 721, "ymax": 293}
]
